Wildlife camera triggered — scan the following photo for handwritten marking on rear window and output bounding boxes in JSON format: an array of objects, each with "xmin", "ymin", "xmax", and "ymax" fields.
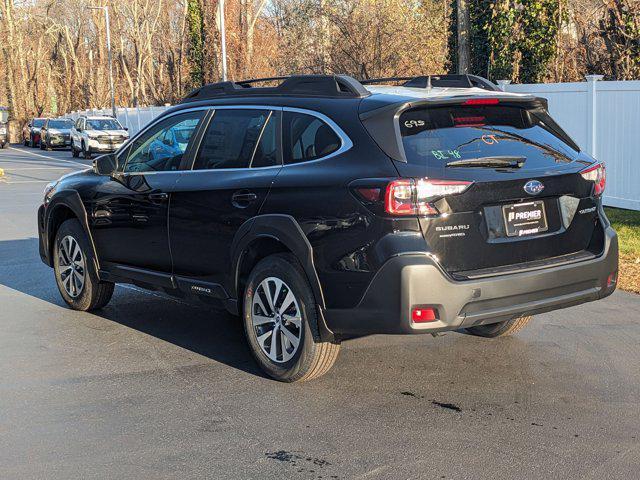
[
  {"xmin": 482, "ymin": 134, "xmax": 499, "ymax": 145},
  {"xmin": 431, "ymin": 150, "xmax": 461, "ymax": 160},
  {"xmin": 404, "ymin": 120, "xmax": 425, "ymax": 129}
]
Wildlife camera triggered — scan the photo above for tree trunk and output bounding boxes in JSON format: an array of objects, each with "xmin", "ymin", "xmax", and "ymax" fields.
[{"xmin": 456, "ymin": 0, "xmax": 471, "ymax": 74}]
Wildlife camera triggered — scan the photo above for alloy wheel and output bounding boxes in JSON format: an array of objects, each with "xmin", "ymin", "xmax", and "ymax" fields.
[
  {"xmin": 251, "ymin": 277, "xmax": 303, "ymax": 363},
  {"xmin": 57, "ymin": 235, "xmax": 86, "ymax": 298}
]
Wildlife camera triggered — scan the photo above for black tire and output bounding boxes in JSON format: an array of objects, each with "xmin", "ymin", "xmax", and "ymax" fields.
[
  {"xmin": 29, "ymin": 137, "xmax": 35, "ymax": 148},
  {"xmin": 71, "ymin": 142, "xmax": 79, "ymax": 158},
  {"xmin": 53, "ymin": 218, "xmax": 114, "ymax": 311},
  {"xmin": 465, "ymin": 315, "xmax": 532, "ymax": 338},
  {"xmin": 82, "ymin": 142, "xmax": 91, "ymax": 159},
  {"xmin": 40, "ymin": 137, "xmax": 46, "ymax": 150},
  {"xmin": 242, "ymin": 253, "xmax": 340, "ymax": 382},
  {"xmin": 24, "ymin": 138, "xmax": 28, "ymax": 147}
]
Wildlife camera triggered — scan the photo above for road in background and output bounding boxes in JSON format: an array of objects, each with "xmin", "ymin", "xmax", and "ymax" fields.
[{"xmin": 1, "ymin": 145, "xmax": 639, "ymax": 479}]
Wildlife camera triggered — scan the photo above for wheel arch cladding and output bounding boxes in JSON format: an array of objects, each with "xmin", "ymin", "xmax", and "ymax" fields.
[
  {"xmin": 231, "ymin": 215, "xmax": 326, "ymax": 310},
  {"xmin": 46, "ymin": 190, "xmax": 100, "ymax": 271}
]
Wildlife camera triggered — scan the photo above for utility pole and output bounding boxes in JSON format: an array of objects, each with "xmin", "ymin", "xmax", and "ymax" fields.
[
  {"xmin": 219, "ymin": 0, "xmax": 228, "ymax": 81},
  {"xmin": 88, "ymin": 6, "xmax": 116, "ymax": 117},
  {"xmin": 456, "ymin": 0, "xmax": 471, "ymax": 74}
]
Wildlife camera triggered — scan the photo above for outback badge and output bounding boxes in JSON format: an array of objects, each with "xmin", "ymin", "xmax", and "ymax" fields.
[{"xmin": 524, "ymin": 180, "xmax": 544, "ymax": 195}]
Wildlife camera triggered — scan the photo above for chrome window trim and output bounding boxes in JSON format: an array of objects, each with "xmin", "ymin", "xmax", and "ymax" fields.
[
  {"xmin": 118, "ymin": 104, "xmax": 353, "ymax": 175},
  {"xmin": 186, "ymin": 105, "xmax": 352, "ymax": 173}
]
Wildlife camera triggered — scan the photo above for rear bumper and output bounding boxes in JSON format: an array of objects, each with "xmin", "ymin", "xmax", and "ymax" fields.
[{"xmin": 325, "ymin": 227, "xmax": 618, "ymax": 336}]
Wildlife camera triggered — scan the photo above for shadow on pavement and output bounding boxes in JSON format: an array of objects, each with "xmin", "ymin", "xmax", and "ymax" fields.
[{"xmin": 0, "ymin": 237, "xmax": 266, "ymax": 379}]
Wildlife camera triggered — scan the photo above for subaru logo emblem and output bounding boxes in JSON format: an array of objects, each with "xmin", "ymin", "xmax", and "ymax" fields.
[{"xmin": 524, "ymin": 180, "xmax": 544, "ymax": 195}]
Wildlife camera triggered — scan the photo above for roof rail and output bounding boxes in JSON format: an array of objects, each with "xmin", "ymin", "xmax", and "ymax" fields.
[
  {"xmin": 361, "ymin": 74, "xmax": 500, "ymax": 92},
  {"xmin": 180, "ymin": 75, "xmax": 370, "ymax": 103}
]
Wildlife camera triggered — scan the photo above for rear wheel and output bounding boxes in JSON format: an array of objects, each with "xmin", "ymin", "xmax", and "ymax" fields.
[
  {"xmin": 243, "ymin": 253, "xmax": 340, "ymax": 382},
  {"xmin": 53, "ymin": 219, "xmax": 114, "ymax": 311},
  {"xmin": 465, "ymin": 315, "xmax": 532, "ymax": 338}
]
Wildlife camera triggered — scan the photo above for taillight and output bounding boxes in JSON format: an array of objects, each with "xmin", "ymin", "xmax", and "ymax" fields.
[
  {"xmin": 580, "ymin": 163, "xmax": 606, "ymax": 196},
  {"xmin": 385, "ymin": 178, "xmax": 473, "ymax": 216}
]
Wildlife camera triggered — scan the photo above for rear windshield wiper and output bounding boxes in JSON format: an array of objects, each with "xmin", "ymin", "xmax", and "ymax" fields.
[{"xmin": 446, "ymin": 156, "xmax": 526, "ymax": 168}]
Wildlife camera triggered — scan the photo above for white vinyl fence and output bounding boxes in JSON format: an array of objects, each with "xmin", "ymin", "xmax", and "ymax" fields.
[
  {"xmin": 500, "ymin": 76, "xmax": 640, "ymax": 211},
  {"xmin": 68, "ymin": 76, "xmax": 640, "ymax": 211}
]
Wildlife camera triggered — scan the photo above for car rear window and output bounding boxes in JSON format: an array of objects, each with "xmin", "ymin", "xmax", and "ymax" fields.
[{"xmin": 399, "ymin": 105, "xmax": 579, "ymax": 166}]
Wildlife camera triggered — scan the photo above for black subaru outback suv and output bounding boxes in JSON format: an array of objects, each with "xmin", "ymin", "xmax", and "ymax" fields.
[{"xmin": 38, "ymin": 75, "xmax": 618, "ymax": 382}]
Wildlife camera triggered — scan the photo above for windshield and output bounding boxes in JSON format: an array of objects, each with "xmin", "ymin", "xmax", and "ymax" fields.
[
  {"xmin": 87, "ymin": 119, "xmax": 122, "ymax": 130},
  {"xmin": 49, "ymin": 119, "xmax": 74, "ymax": 129},
  {"xmin": 33, "ymin": 119, "xmax": 45, "ymax": 128},
  {"xmin": 399, "ymin": 105, "xmax": 580, "ymax": 168}
]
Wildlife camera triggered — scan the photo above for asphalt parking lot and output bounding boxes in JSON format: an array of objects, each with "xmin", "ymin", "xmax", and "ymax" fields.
[{"xmin": 1, "ymin": 145, "xmax": 639, "ymax": 479}]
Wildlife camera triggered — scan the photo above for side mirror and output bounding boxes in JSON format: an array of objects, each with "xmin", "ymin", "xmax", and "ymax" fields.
[
  {"xmin": 124, "ymin": 127, "xmax": 129, "ymax": 131},
  {"xmin": 28, "ymin": 123, "xmax": 32, "ymax": 128},
  {"xmin": 93, "ymin": 154, "xmax": 118, "ymax": 175}
]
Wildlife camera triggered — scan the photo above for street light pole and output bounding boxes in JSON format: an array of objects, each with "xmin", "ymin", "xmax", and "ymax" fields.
[
  {"xmin": 219, "ymin": 0, "xmax": 228, "ymax": 81},
  {"xmin": 88, "ymin": 6, "xmax": 116, "ymax": 118}
]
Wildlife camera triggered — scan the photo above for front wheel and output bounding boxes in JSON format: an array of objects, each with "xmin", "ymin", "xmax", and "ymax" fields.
[
  {"xmin": 243, "ymin": 253, "xmax": 340, "ymax": 382},
  {"xmin": 53, "ymin": 219, "xmax": 114, "ymax": 311},
  {"xmin": 71, "ymin": 142, "xmax": 79, "ymax": 158},
  {"xmin": 465, "ymin": 315, "xmax": 532, "ymax": 338},
  {"xmin": 82, "ymin": 142, "xmax": 91, "ymax": 159}
]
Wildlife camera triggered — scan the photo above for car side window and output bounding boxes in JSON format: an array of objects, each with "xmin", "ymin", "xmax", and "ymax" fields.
[
  {"xmin": 283, "ymin": 112, "xmax": 341, "ymax": 165},
  {"xmin": 193, "ymin": 109, "xmax": 278, "ymax": 170},
  {"xmin": 123, "ymin": 111, "xmax": 204, "ymax": 173}
]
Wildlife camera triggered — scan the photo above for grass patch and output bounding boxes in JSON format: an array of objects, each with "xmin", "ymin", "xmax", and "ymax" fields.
[{"xmin": 605, "ymin": 207, "xmax": 640, "ymax": 294}]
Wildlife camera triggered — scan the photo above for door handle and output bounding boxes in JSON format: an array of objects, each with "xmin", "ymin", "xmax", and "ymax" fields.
[
  {"xmin": 231, "ymin": 190, "xmax": 258, "ymax": 208},
  {"xmin": 148, "ymin": 192, "xmax": 169, "ymax": 202}
]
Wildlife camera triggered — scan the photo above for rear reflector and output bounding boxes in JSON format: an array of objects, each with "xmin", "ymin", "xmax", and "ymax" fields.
[
  {"xmin": 607, "ymin": 271, "xmax": 617, "ymax": 288},
  {"xmin": 412, "ymin": 307, "xmax": 437, "ymax": 323},
  {"xmin": 580, "ymin": 163, "xmax": 606, "ymax": 197},
  {"xmin": 462, "ymin": 98, "xmax": 500, "ymax": 106}
]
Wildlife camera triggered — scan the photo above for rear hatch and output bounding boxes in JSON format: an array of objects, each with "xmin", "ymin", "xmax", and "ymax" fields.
[{"xmin": 369, "ymin": 98, "xmax": 604, "ymax": 276}]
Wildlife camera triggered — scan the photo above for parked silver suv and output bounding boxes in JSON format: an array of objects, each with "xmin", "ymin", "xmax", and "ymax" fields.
[{"xmin": 70, "ymin": 115, "xmax": 129, "ymax": 159}]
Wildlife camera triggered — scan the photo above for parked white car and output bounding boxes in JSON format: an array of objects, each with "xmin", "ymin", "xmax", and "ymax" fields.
[{"xmin": 70, "ymin": 115, "xmax": 129, "ymax": 159}]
